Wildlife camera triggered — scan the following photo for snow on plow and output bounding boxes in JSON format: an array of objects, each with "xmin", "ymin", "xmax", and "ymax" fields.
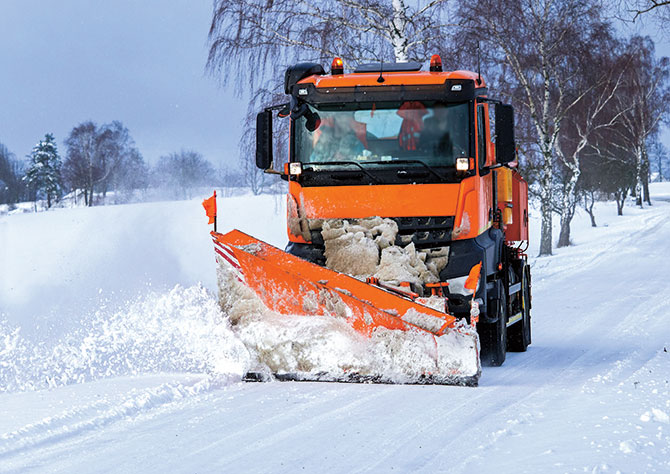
[{"xmin": 212, "ymin": 229, "xmax": 481, "ymax": 386}]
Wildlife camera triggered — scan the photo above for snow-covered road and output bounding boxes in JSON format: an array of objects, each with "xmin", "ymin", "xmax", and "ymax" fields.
[{"xmin": 1, "ymin": 187, "xmax": 669, "ymax": 473}]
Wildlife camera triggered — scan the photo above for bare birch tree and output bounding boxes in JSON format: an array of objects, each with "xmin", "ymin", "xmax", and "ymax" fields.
[
  {"xmin": 648, "ymin": 138, "xmax": 669, "ymax": 181},
  {"xmin": 153, "ymin": 150, "xmax": 215, "ymax": 200},
  {"xmin": 208, "ymin": 0, "xmax": 453, "ymax": 86},
  {"xmin": 207, "ymin": 0, "xmax": 454, "ymax": 191},
  {"xmin": 625, "ymin": 0, "xmax": 670, "ymax": 26},
  {"xmin": 459, "ymin": 0, "xmax": 607, "ymax": 256},
  {"xmin": 63, "ymin": 121, "xmax": 146, "ymax": 206},
  {"xmin": 613, "ymin": 36, "xmax": 669, "ymax": 208},
  {"xmin": 583, "ymin": 126, "xmax": 637, "ymax": 216},
  {"xmin": 554, "ymin": 32, "xmax": 631, "ymax": 247}
]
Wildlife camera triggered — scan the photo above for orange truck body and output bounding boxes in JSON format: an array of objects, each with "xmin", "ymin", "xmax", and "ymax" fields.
[
  {"xmin": 225, "ymin": 56, "xmax": 532, "ymax": 376},
  {"xmin": 285, "ymin": 68, "xmax": 528, "ymax": 247}
]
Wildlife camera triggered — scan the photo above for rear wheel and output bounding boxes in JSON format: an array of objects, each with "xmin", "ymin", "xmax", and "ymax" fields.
[
  {"xmin": 479, "ymin": 283, "xmax": 507, "ymax": 366},
  {"xmin": 508, "ymin": 264, "xmax": 531, "ymax": 352}
]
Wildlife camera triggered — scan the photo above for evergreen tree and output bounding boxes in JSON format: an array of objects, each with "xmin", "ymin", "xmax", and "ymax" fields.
[{"xmin": 23, "ymin": 133, "xmax": 62, "ymax": 209}]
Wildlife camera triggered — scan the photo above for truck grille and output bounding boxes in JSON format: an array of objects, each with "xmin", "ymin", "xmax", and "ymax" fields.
[
  {"xmin": 392, "ymin": 216, "xmax": 455, "ymax": 249},
  {"xmin": 308, "ymin": 216, "xmax": 454, "ymax": 249}
]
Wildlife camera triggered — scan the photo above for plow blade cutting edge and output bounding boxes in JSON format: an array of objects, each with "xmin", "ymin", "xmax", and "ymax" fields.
[{"xmin": 212, "ymin": 230, "xmax": 481, "ymax": 386}]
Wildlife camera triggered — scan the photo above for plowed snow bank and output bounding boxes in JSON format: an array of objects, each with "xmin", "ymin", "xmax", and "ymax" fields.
[
  {"xmin": 217, "ymin": 267, "xmax": 479, "ymax": 382},
  {"xmin": 0, "ymin": 286, "xmax": 249, "ymax": 392}
]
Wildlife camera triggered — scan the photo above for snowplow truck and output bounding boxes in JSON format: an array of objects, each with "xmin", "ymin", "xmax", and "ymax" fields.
[{"xmin": 212, "ymin": 55, "xmax": 531, "ymax": 384}]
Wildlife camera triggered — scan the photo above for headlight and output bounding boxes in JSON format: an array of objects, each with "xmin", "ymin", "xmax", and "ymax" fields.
[
  {"xmin": 455, "ymin": 157, "xmax": 470, "ymax": 171},
  {"xmin": 289, "ymin": 162, "xmax": 303, "ymax": 176}
]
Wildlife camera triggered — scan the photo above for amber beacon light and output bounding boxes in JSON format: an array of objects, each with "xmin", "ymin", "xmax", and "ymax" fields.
[
  {"xmin": 430, "ymin": 54, "xmax": 443, "ymax": 72},
  {"xmin": 331, "ymin": 57, "xmax": 344, "ymax": 75}
]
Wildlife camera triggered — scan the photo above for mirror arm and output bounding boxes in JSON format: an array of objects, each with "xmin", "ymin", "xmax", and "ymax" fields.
[
  {"xmin": 481, "ymin": 163, "xmax": 503, "ymax": 174},
  {"xmin": 475, "ymin": 97, "xmax": 502, "ymax": 104},
  {"xmin": 264, "ymin": 102, "xmax": 290, "ymax": 113}
]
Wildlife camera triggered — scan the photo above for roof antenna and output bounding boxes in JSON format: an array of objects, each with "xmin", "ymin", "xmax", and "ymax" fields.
[
  {"xmin": 476, "ymin": 42, "xmax": 482, "ymax": 85},
  {"xmin": 377, "ymin": 58, "xmax": 385, "ymax": 83}
]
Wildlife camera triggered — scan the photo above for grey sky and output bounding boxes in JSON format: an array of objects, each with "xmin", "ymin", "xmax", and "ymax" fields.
[
  {"xmin": 1, "ymin": 1, "xmax": 669, "ymax": 172},
  {"xmin": 0, "ymin": 0, "xmax": 246, "ymax": 168}
]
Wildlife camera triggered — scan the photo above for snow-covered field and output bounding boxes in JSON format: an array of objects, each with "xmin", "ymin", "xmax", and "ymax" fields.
[{"xmin": 1, "ymin": 185, "xmax": 669, "ymax": 473}]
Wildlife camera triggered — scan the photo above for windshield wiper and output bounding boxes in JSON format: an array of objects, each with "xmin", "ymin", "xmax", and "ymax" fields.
[
  {"xmin": 305, "ymin": 161, "xmax": 381, "ymax": 183},
  {"xmin": 365, "ymin": 160, "xmax": 445, "ymax": 181}
]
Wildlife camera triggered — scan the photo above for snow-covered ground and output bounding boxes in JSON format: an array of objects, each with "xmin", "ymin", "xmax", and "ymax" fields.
[{"xmin": 1, "ymin": 185, "xmax": 669, "ymax": 473}]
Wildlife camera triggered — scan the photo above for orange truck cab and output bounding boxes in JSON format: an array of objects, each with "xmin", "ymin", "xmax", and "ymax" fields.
[{"xmin": 255, "ymin": 56, "xmax": 531, "ymax": 366}]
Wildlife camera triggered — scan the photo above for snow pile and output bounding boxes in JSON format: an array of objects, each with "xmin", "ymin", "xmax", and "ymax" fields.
[
  {"xmin": 2, "ymin": 263, "xmax": 476, "ymax": 392},
  {"xmin": 320, "ymin": 217, "xmax": 448, "ymax": 286},
  {"xmin": 321, "ymin": 218, "xmax": 387, "ymax": 276},
  {"xmin": 237, "ymin": 314, "xmax": 369, "ymax": 376},
  {"xmin": 0, "ymin": 285, "xmax": 250, "ymax": 392},
  {"xmin": 218, "ymin": 265, "xmax": 368, "ymax": 375},
  {"xmin": 375, "ymin": 243, "xmax": 443, "ymax": 285},
  {"xmin": 369, "ymin": 322, "xmax": 478, "ymax": 381},
  {"xmin": 217, "ymin": 267, "xmax": 479, "ymax": 382},
  {"xmin": 640, "ymin": 408, "xmax": 670, "ymax": 424},
  {"xmin": 401, "ymin": 307, "xmax": 448, "ymax": 333}
]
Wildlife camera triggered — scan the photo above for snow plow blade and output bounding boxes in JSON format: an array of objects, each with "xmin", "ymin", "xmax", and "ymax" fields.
[
  {"xmin": 212, "ymin": 229, "xmax": 480, "ymax": 386},
  {"xmin": 243, "ymin": 371, "xmax": 478, "ymax": 387}
]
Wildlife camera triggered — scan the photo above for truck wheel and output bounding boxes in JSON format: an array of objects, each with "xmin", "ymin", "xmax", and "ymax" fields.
[
  {"xmin": 479, "ymin": 284, "xmax": 507, "ymax": 367},
  {"xmin": 508, "ymin": 264, "xmax": 531, "ymax": 352}
]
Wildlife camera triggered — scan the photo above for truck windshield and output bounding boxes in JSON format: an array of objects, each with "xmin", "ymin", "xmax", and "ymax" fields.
[{"xmin": 294, "ymin": 101, "xmax": 470, "ymax": 167}]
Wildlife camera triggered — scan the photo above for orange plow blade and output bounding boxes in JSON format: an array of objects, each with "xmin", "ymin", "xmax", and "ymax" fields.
[{"xmin": 212, "ymin": 230, "xmax": 480, "ymax": 386}]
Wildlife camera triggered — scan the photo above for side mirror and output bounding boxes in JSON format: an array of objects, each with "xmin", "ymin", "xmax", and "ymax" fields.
[
  {"xmin": 291, "ymin": 103, "xmax": 321, "ymax": 132},
  {"xmin": 304, "ymin": 108, "xmax": 321, "ymax": 132},
  {"xmin": 256, "ymin": 110, "xmax": 273, "ymax": 170},
  {"xmin": 495, "ymin": 103, "xmax": 515, "ymax": 164}
]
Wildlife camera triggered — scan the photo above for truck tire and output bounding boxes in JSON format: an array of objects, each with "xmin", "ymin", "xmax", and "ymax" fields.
[
  {"xmin": 508, "ymin": 264, "xmax": 531, "ymax": 352},
  {"xmin": 479, "ymin": 283, "xmax": 507, "ymax": 366}
]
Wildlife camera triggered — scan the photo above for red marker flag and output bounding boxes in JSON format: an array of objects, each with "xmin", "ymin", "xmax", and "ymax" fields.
[
  {"xmin": 464, "ymin": 261, "xmax": 482, "ymax": 294},
  {"xmin": 202, "ymin": 190, "xmax": 217, "ymax": 225}
]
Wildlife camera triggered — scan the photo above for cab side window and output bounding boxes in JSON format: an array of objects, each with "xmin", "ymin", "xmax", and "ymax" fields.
[{"xmin": 477, "ymin": 104, "xmax": 487, "ymax": 169}]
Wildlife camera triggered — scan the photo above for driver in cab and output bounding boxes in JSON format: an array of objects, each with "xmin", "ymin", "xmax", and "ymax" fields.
[{"xmin": 310, "ymin": 112, "xmax": 368, "ymax": 162}]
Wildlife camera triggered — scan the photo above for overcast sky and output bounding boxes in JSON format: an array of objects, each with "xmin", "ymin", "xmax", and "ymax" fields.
[
  {"xmin": 0, "ymin": 0, "xmax": 246, "ymax": 169},
  {"xmin": 1, "ymin": 1, "xmax": 669, "ymax": 171}
]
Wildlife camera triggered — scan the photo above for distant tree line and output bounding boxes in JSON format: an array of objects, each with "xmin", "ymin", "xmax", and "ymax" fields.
[
  {"xmin": 207, "ymin": 0, "xmax": 670, "ymax": 255},
  {"xmin": 0, "ymin": 143, "xmax": 25, "ymax": 204},
  {"xmin": 0, "ymin": 121, "xmax": 238, "ymax": 209},
  {"xmin": 61, "ymin": 121, "xmax": 146, "ymax": 206}
]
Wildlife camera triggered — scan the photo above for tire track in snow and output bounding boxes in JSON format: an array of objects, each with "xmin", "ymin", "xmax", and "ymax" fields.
[
  {"xmin": 268, "ymin": 214, "xmax": 670, "ymax": 472},
  {"xmin": 445, "ymin": 337, "xmax": 670, "ymax": 473},
  {"xmin": 258, "ymin": 207, "xmax": 670, "ymax": 473},
  {"xmin": 348, "ymin": 387, "xmax": 493, "ymax": 473},
  {"xmin": 188, "ymin": 382, "xmax": 393, "ymax": 467},
  {"xmin": 344, "ymin": 336, "xmax": 587, "ymax": 471},
  {"xmin": 0, "ymin": 376, "xmax": 230, "ymax": 461},
  {"xmin": 416, "ymin": 206, "xmax": 670, "ymax": 472},
  {"xmin": 356, "ymin": 281, "xmax": 662, "ymax": 469},
  {"xmin": 531, "ymin": 206, "xmax": 667, "ymax": 287},
  {"xmin": 578, "ymin": 290, "xmax": 670, "ymax": 393},
  {"xmin": 346, "ymin": 343, "xmax": 577, "ymax": 472},
  {"xmin": 513, "ymin": 203, "xmax": 670, "ymax": 386}
]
